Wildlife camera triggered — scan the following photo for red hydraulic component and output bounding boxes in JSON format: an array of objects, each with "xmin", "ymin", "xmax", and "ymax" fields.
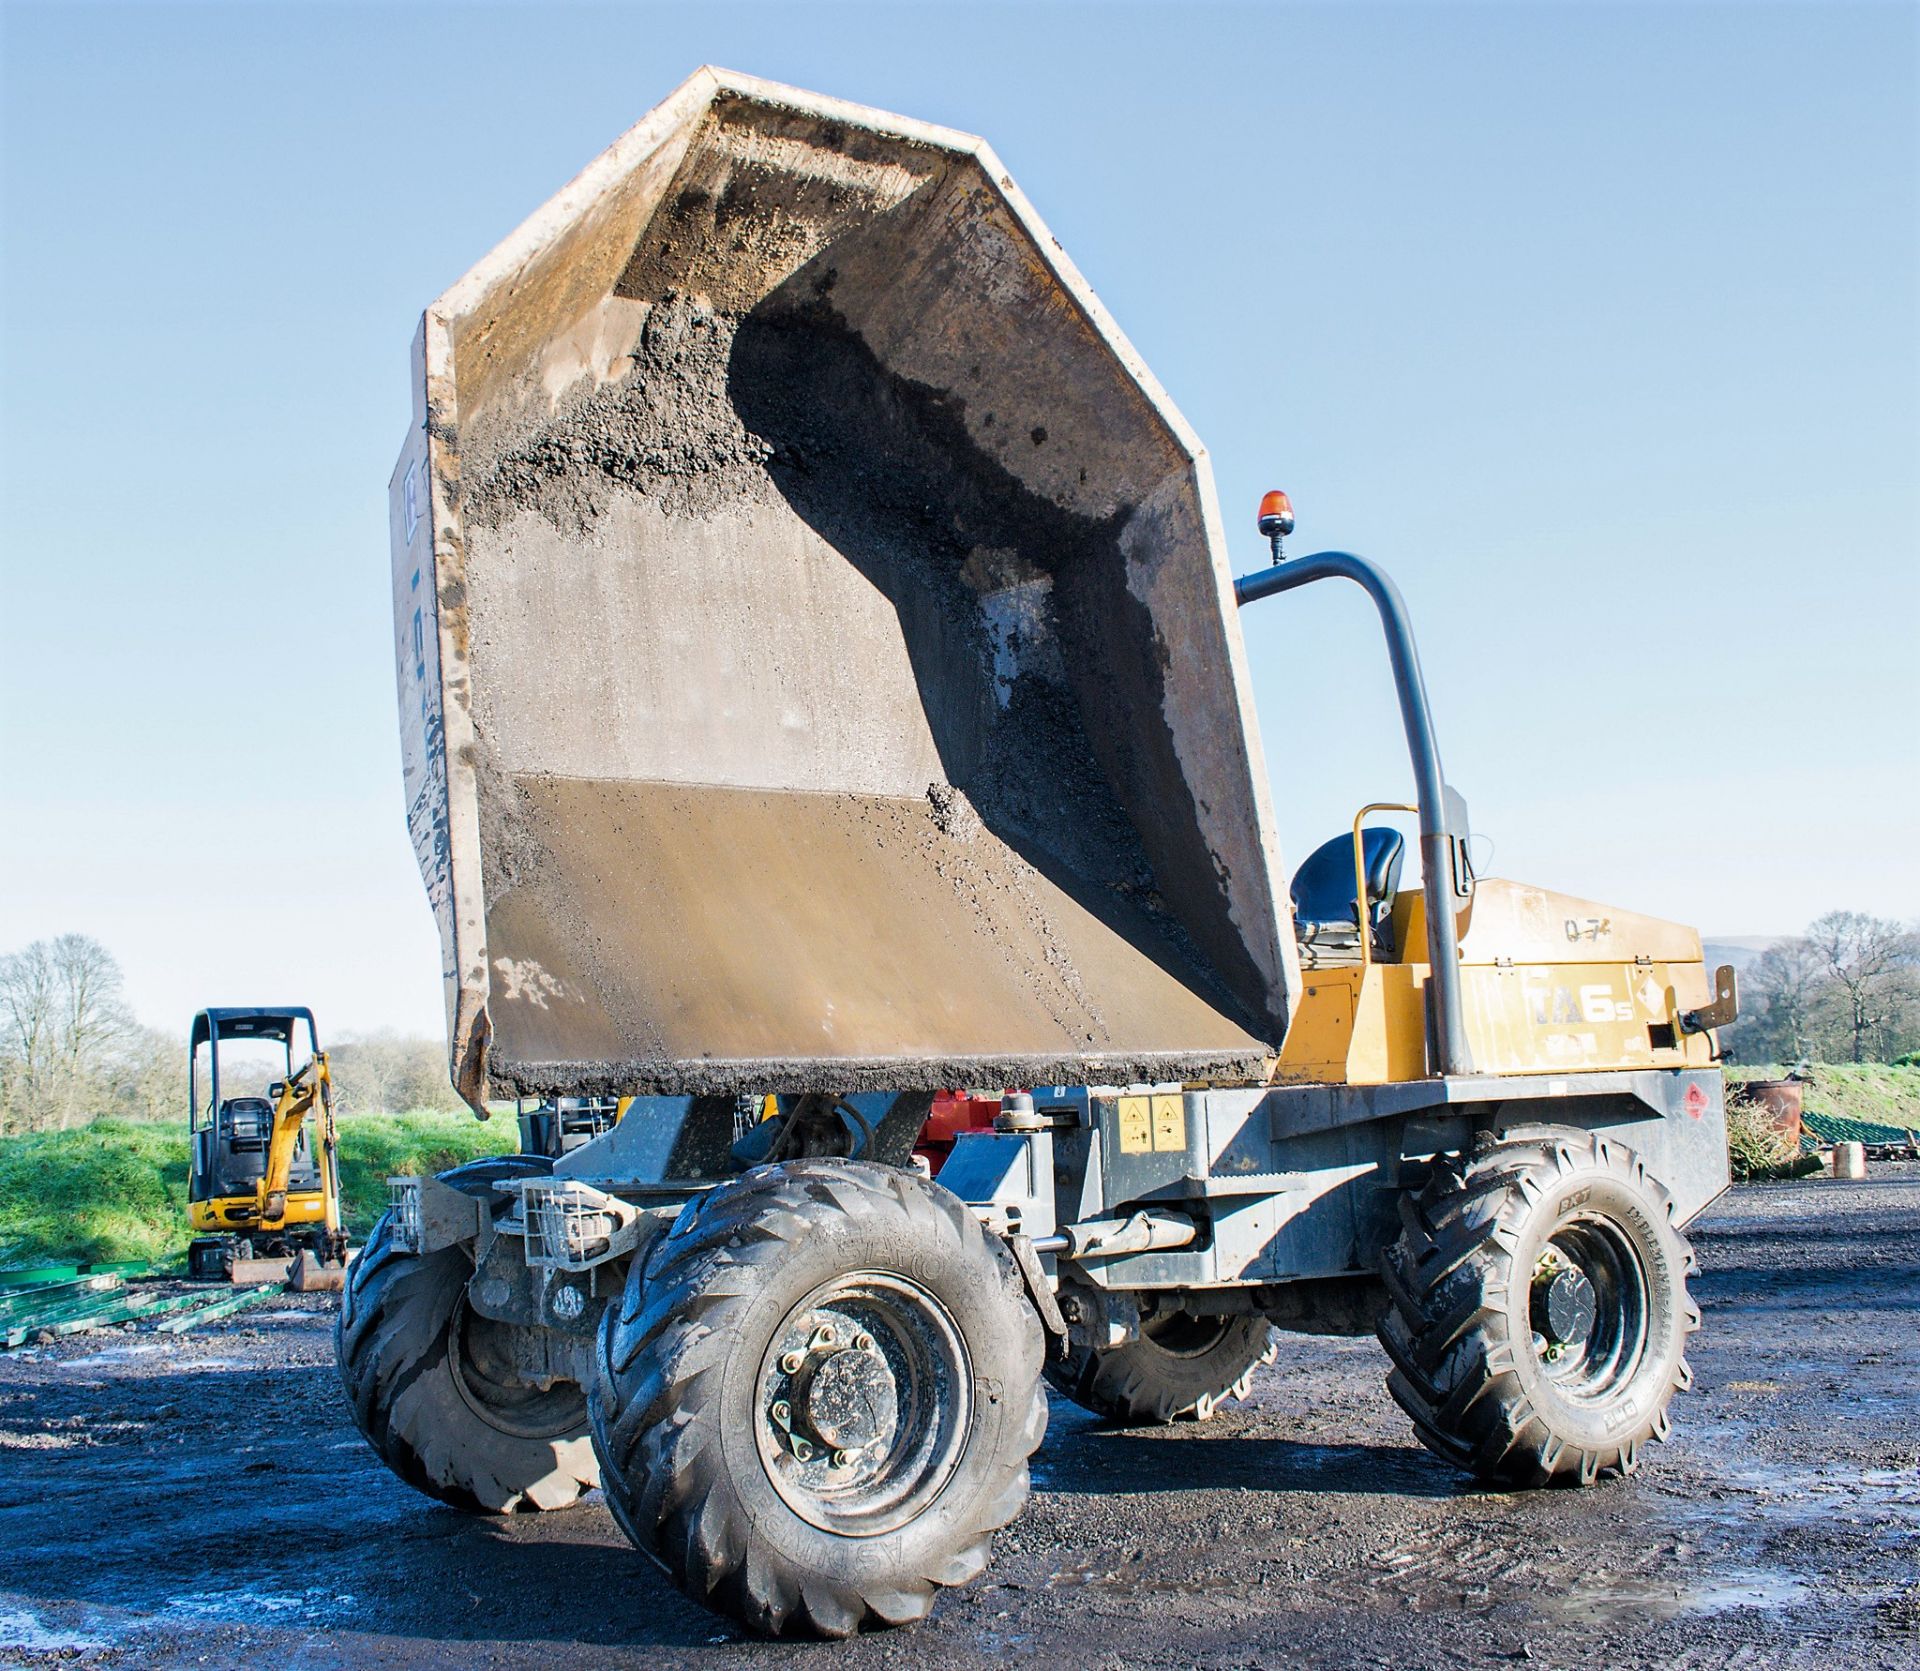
[{"xmin": 914, "ymin": 1091, "xmax": 1003, "ymax": 1176}]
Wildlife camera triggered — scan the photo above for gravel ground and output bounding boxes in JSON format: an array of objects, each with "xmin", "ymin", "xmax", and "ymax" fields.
[{"xmin": 1, "ymin": 1166, "xmax": 1915, "ymax": 1670}]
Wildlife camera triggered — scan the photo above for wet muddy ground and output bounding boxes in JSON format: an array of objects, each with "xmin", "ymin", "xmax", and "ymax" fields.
[{"xmin": 2, "ymin": 1166, "xmax": 1915, "ymax": 1669}]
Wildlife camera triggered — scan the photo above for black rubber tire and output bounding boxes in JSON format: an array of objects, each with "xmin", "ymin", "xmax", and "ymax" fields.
[
  {"xmin": 1047, "ymin": 1305, "xmax": 1276, "ymax": 1424},
  {"xmin": 1378, "ymin": 1127, "xmax": 1700, "ymax": 1487},
  {"xmin": 590, "ymin": 1160, "xmax": 1047, "ymax": 1638},
  {"xmin": 335, "ymin": 1154, "xmax": 600, "ymax": 1514}
]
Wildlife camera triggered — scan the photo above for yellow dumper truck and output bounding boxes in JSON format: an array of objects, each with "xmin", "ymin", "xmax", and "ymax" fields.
[{"xmin": 341, "ymin": 69, "xmax": 1736, "ymax": 1638}]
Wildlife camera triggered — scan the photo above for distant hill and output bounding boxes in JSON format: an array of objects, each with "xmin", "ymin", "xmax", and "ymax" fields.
[{"xmin": 1703, "ymin": 937, "xmax": 1782, "ymax": 973}]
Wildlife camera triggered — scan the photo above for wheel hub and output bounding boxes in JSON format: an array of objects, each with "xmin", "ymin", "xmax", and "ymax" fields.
[
  {"xmin": 798, "ymin": 1344, "xmax": 898, "ymax": 1452},
  {"xmin": 1533, "ymin": 1263, "xmax": 1597, "ymax": 1347},
  {"xmin": 755, "ymin": 1275, "xmax": 973, "ymax": 1535},
  {"xmin": 448, "ymin": 1300, "xmax": 588, "ymax": 1440},
  {"xmin": 768, "ymin": 1321, "xmax": 901, "ymax": 1464}
]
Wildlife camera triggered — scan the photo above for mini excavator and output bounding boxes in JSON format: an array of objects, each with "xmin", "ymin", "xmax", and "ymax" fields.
[{"xmin": 186, "ymin": 1007, "xmax": 347, "ymax": 1282}]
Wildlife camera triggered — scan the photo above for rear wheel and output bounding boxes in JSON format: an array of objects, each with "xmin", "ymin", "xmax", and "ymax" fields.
[
  {"xmin": 1379, "ymin": 1128, "xmax": 1699, "ymax": 1486},
  {"xmin": 590, "ymin": 1160, "xmax": 1046, "ymax": 1638},
  {"xmin": 335, "ymin": 1155, "xmax": 600, "ymax": 1513},
  {"xmin": 1048, "ymin": 1300, "xmax": 1275, "ymax": 1424}
]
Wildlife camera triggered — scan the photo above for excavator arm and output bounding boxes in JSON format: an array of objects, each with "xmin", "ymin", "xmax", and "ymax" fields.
[{"xmin": 259, "ymin": 1053, "xmax": 343, "ymax": 1256}]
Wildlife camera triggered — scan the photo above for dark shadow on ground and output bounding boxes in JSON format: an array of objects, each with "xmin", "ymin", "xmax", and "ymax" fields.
[
  {"xmin": 0, "ymin": 1363, "xmax": 721, "ymax": 1650},
  {"xmin": 1692, "ymin": 1270, "xmax": 1920, "ymax": 1308},
  {"xmin": 1692, "ymin": 1219, "xmax": 1920, "ymax": 1247},
  {"xmin": 1031, "ymin": 1397, "xmax": 1471, "ymax": 1501}
]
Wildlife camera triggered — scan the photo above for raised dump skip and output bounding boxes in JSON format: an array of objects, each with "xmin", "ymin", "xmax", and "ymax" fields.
[{"xmin": 389, "ymin": 69, "xmax": 1299, "ymax": 1107}]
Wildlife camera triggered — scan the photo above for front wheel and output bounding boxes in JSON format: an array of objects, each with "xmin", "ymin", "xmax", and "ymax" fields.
[
  {"xmin": 590, "ymin": 1161, "xmax": 1046, "ymax": 1638},
  {"xmin": 335, "ymin": 1155, "xmax": 600, "ymax": 1513},
  {"xmin": 1379, "ymin": 1128, "xmax": 1699, "ymax": 1486}
]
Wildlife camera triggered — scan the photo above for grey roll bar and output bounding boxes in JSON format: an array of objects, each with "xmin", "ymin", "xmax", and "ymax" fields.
[{"xmin": 1233, "ymin": 552, "xmax": 1474, "ymax": 1077}]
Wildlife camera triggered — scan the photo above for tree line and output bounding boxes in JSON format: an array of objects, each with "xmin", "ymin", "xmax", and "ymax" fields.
[
  {"xmin": 0, "ymin": 934, "xmax": 462, "ymax": 1136},
  {"xmin": 5, "ymin": 912, "xmax": 1914, "ymax": 1137},
  {"xmin": 1725, "ymin": 911, "xmax": 1920, "ymax": 1066}
]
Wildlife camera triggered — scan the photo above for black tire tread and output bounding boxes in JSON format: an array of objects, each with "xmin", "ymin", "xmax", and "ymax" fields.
[
  {"xmin": 1377, "ymin": 1129, "xmax": 1699, "ymax": 1488},
  {"xmin": 1047, "ymin": 1311, "xmax": 1277, "ymax": 1425},
  {"xmin": 336, "ymin": 1154, "xmax": 600, "ymax": 1514},
  {"xmin": 590, "ymin": 1160, "xmax": 1047, "ymax": 1638}
]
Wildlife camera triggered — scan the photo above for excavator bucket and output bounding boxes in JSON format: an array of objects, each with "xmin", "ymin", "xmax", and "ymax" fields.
[{"xmin": 389, "ymin": 69, "xmax": 1299, "ymax": 1107}]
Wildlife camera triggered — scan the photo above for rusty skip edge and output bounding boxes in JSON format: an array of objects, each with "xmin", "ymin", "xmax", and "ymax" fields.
[{"xmin": 486, "ymin": 1048, "xmax": 1277, "ymax": 1101}]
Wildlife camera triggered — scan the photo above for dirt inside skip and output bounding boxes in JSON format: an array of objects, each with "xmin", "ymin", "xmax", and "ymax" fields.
[
  {"xmin": 453, "ymin": 182, "xmax": 1269, "ymax": 1093},
  {"xmin": 464, "ymin": 290, "xmax": 1174, "ymax": 915}
]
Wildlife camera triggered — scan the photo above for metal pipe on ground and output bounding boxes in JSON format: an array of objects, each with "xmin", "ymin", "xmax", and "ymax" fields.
[
  {"xmin": 2, "ymin": 1288, "xmax": 132, "ymax": 1350},
  {"xmin": 0, "ymin": 1266, "xmax": 84, "ymax": 1289},
  {"xmin": 156, "ymin": 1285, "xmax": 279, "ymax": 1334},
  {"xmin": 0, "ymin": 1274, "xmax": 122, "ymax": 1319}
]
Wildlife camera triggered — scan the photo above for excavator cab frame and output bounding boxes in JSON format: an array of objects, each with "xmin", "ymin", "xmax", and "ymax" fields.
[{"xmin": 187, "ymin": 1007, "xmax": 345, "ymax": 1280}]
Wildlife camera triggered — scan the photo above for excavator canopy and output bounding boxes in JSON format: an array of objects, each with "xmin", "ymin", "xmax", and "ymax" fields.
[{"xmin": 389, "ymin": 69, "xmax": 1299, "ymax": 1107}]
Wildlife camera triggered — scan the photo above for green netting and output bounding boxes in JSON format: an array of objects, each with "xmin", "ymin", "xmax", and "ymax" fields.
[{"xmin": 1802, "ymin": 1109, "xmax": 1918, "ymax": 1146}]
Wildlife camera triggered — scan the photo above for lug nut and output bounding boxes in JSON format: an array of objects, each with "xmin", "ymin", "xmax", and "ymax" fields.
[
  {"xmin": 853, "ymin": 1332, "xmax": 875, "ymax": 1352},
  {"xmin": 791, "ymin": 1437, "xmax": 815, "ymax": 1462},
  {"xmin": 831, "ymin": 1449, "xmax": 853, "ymax": 1469},
  {"xmin": 770, "ymin": 1399, "xmax": 791, "ymax": 1426},
  {"xmin": 780, "ymin": 1351, "xmax": 805, "ymax": 1374}
]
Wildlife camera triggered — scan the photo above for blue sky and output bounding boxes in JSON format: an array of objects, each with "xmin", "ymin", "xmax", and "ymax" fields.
[{"xmin": 2, "ymin": 1, "xmax": 1915, "ymax": 1037}]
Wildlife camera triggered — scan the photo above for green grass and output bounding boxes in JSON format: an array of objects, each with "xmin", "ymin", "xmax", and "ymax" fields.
[
  {"xmin": 0, "ymin": 1110, "xmax": 517, "ymax": 1272},
  {"xmin": 1728, "ymin": 1063, "xmax": 1920, "ymax": 1133},
  {"xmin": 12, "ymin": 1068, "xmax": 1908, "ymax": 1272},
  {"xmin": 332, "ymin": 1110, "xmax": 520, "ymax": 1239}
]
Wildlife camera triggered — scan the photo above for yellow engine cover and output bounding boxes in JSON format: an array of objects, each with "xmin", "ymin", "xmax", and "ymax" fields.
[{"xmin": 1277, "ymin": 879, "xmax": 1719, "ymax": 1085}]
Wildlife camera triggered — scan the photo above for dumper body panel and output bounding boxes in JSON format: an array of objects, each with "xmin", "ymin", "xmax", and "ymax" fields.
[{"xmin": 390, "ymin": 69, "xmax": 1298, "ymax": 1107}]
